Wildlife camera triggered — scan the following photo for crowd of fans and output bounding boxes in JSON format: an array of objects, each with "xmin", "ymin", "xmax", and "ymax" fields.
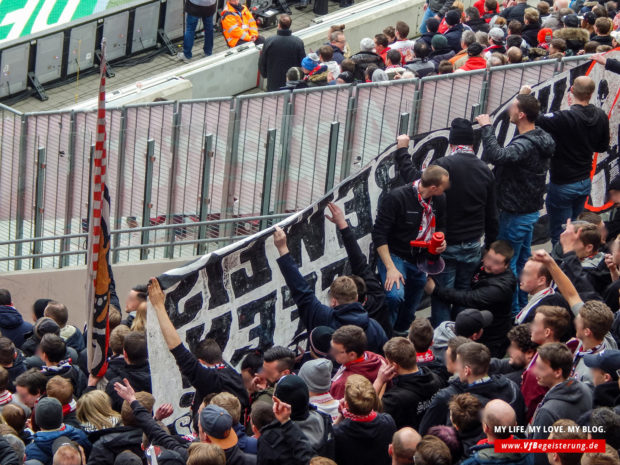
[
  {"xmin": 258, "ymin": 0, "xmax": 620, "ymax": 91},
  {"xmin": 0, "ymin": 0, "xmax": 619, "ymax": 464}
]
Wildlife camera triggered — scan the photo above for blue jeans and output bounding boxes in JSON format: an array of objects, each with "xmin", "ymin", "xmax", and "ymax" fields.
[
  {"xmin": 183, "ymin": 13, "xmax": 214, "ymax": 58},
  {"xmin": 498, "ymin": 210, "xmax": 539, "ymax": 314},
  {"xmin": 546, "ymin": 179, "xmax": 592, "ymax": 245},
  {"xmin": 419, "ymin": 6, "xmax": 436, "ymax": 33},
  {"xmin": 378, "ymin": 254, "xmax": 427, "ymax": 332},
  {"xmin": 431, "ymin": 241, "xmax": 481, "ymax": 327}
]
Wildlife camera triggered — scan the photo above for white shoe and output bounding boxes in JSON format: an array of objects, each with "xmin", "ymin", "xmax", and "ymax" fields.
[{"xmin": 176, "ymin": 52, "xmax": 190, "ymax": 62}]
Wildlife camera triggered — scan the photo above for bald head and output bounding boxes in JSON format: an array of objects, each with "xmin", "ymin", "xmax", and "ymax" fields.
[
  {"xmin": 572, "ymin": 76, "xmax": 596, "ymax": 102},
  {"xmin": 554, "ymin": 0, "xmax": 568, "ymax": 10},
  {"xmin": 391, "ymin": 427, "xmax": 422, "ymax": 465},
  {"xmin": 482, "ymin": 400, "xmax": 516, "ymax": 440}
]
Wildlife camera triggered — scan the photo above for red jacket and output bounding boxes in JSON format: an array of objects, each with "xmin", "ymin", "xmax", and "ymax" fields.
[
  {"xmin": 458, "ymin": 56, "xmax": 487, "ymax": 71},
  {"xmin": 473, "ymin": 0, "xmax": 499, "ymax": 19},
  {"xmin": 521, "ymin": 353, "xmax": 549, "ymax": 423},
  {"xmin": 330, "ymin": 351, "xmax": 385, "ymax": 400}
]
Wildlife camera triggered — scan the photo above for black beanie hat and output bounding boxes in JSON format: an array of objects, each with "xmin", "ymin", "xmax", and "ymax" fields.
[
  {"xmin": 274, "ymin": 374, "xmax": 310, "ymax": 421},
  {"xmin": 449, "ymin": 117, "xmax": 474, "ymax": 145}
]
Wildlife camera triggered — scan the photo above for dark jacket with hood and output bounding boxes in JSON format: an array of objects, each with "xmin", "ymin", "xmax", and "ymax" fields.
[
  {"xmin": 500, "ymin": 2, "xmax": 530, "ymax": 23},
  {"xmin": 276, "ymin": 253, "xmax": 388, "ymax": 354},
  {"xmin": 0, "ymin": 306, "xmax": 33, "ymax": 348},
  {"xmin": 257, "ymin": 419, "xmax": 316, "ymax": 465},
  {"xmin": 531, "ymin": 378, "xmax": 593, "ymax": 440},
  {"xmin": 381, "ymin": 366, "xmax": 445, "ymax": 429},
  {"xmin": 351, "ymin": 51, "xmax": 385, "ymax": 81},
  {"xmin": 419, "ymin": 375, "xmax": 526, "ymax": 435},
  {"xmin": 5, "ymin": 349, "xmax": 26, "ymax": 392},
  {"xmin": 593, "ymin": 380, "xmax": 620, "ymax": 408},
  {"xmin": 480, "ymin": 125, "xmax": 555, "ymax": 214},
  {"xmin": 41, "ymin": 361, "xmax": 87, "ymax": 398},
  {"xmin": 430, "ymin": 47, "xmax": 456, "ymax": 68},
  {"xmin": 461, "ymin": 442, "xmax": 534, "ymax": 465},
  {"xmin": 0, "ymin": 435, "xmax": 20, "ymax": 465},
  {"xmin": 334, "ymin": 412, "xmax": 396, "ymax": 465},
  {"xmin": 169, "ymin": 343, "xmax": 249, "ymax": 417},
  {"xmin": 445, "ymin": 23, "xmax": 466, "ymax": 53},
  {"xmin": 338, "ymin": 225, "xmax": 390, "ymax": 335},
  {"xmin": 25, "ymin": 425, "xmax": 90, "ymax": 465},
  {"xmin": 536, "ymin": 104, "xmax": 609, "ymax": 185},
  {"xmin": 428, "ymin": 0, "xmax": 455, "ymax": 16},
  {"xmin": 553, "ymin": 27, "xmax": 589, "ymax": 55},
  {"xmin": 259, "ymin": 29, "xmax": 306, "ymax": 92},
  {"xmin": 329, "ymin": 44, "xmax": 345, "ymax": 64},
  {"xmin": 405, "ymin": 58, "xmax": 436, "ymax": 78},
  {"xmin": 87, "ymin": 426, "xmax": 144, "ymax": 465},
  {"xmin": 522, "ymin": 22, "xmax": 541, "ymax": 47},
  {"xmin": 105, "ymin": 361, "xmax": 152, "ymax": 411},
  {"xmin": 466, "ymin": 18, "xmax": 490, "ymax": 32},
  {"xmin": 591, "ymin": 34, "xmax": 613, "ymax": 46},
  {"xmin": 305, "ymin": 64, "xmax": 330, "ymax": 87},
  {"xmin": 433, "ymin": 264, "xmax": 517, "ymax": 358}
]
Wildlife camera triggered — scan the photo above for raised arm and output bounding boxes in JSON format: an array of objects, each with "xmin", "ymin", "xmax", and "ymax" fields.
[
  {"xmin": 392, "ymin": 135, "xmax": 420, "ymax": 183},
  {"xmin": 148, "ymin": 278, "xmax": 181, "ymax": 350},
  {"xmin": 531, "ymin": 249, "xmax": 583, "ymax": 311},
  {"xmin": 476, "ymin": 115, "xmax": 529, "ymax": 165}
]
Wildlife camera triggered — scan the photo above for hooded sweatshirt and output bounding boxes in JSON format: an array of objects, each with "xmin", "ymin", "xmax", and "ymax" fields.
[
  {"xmin": 419, "ymin": 375, "xmax": 526, "ymax": 434},
  {"xmin": 536, "ymin": 104, "xmax": 609, "ymax": 185},
  {"xmin": 381, "ymin": 366, "xmax": 445, "ymax": 429},
  {"xmin": 330, "ymin": 351, "xmax": 385, "ymax": 400},
  {"xmin": 480, "ymin": 125, "xmax": 555, "ymax": 214},
  {"xmin": 0, "ymin": 306, "xmax": 33, "ymax": 348},
  {"xmin": 530, "ymin": 378, "xmax": 593, "ymax": 440},
  {"xmin": 25, "ymin": 425, "xmax": 90, "ymax": 465},
  {"xmin": 334, "ymin": 412, "xmax": 396, "ymax": 465},
  {"xmin": 276, "ymin": 253, "xmax": 388, "ymax": 354},
  {"xmin": 461, "ymin": 442, "xmax": 534, "ymax": 465}
]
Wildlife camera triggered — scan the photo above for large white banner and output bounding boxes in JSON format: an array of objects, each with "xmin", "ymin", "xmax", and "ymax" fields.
[{"xmin": 146, "ymin": 57, "xmax": 620, "ymax": 434}]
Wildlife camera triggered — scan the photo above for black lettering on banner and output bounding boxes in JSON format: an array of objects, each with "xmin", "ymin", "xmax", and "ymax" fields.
[
  {"xmin": 550, "ymin": 78, "xmax": 567, "ymax": 112},
  {"xmin": 411, "ymin": 135, "xmax": 450, "ymax": 170},
  {"xmin": 281, "ymin": 272, "xmax": 318, "ymax": 310},
  {"xmin": 321, "ymin": 258, "xmax": 350, "ymax": 290},
  {"xmin": 236, "ymin": 290, "xmax": 278, "ymax": 349},
  {"xmin": 185, "ymin": 323, "xmax": 205, "ymax": 356},
  {"xmin": 165, "ymin": 272, "xmax": 204, "ymax": 328},
  {"xmin": 205, "ymin": 258, "xmax": 230, "ymax": 308},
  {"xmin": 205, "ymin": 311, "xmax": 233, "ymax": 351},
  {"xmin": 341, "ymin": 172, "xmax": 374, "ymax": 239},
  {"xmin": 538, "ymin": 85, "xmax": 551, "ymax": 114},
  {"xmin": 230, "ymin": 239, "xmax": 272, "ymax": 299},
  {"xmin": 286, "ymin": 211, "xmax": 327, "ymax": 265}
]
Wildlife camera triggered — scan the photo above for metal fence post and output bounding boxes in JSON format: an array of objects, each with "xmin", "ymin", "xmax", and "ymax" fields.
[
  {"xmin": 197, "ymin": 133, "xmax": 213, "ymax": 256},
  {"xmin": 60, "ymin": 112, "xmax": 77, "ymax": 268},
  {"xmin": 14, "ymin": 114, "xmax": 28, "ymax": 271},
  {"xmin": 219, "ymin": 104, "xmax": 240, "ymax": 243},
  {"xmin": 325, "ymin": 122, "xmax": 340, "ymax": 192},
  {"xmin": 141, "ymin": 139, "xmax": 155, "ymax": 260},
  {"xmin": 112, "ymin": 108, "xmax": 127, "ymax": 264},
  {"xmin": 410, "ymin": 85, "xmax": 423, "ymax": 137},
  {"xmin": 260, "ymin": 129, "xmax": 277, "ymax": 230},
  {"xmin": 33, "ymin": 146, "xmax": 46, "ymax": 269},
  {"xmin": 274, "ymin": 99, "xmax": 293, "ymax": 214},
  {"xmin": 165, "ymin": 110, "xmax": 181, "ymax": 259},
  {"xmin": 479, "ymin": 74, "xmax": 489, "ymax": 114},
  {"xmin": 398, "ymin": 112, "xmax": 410, "ymax": 136},
  {"xmin": 340, "ymin": 91, "xmax": 357, "ymax": 179}
]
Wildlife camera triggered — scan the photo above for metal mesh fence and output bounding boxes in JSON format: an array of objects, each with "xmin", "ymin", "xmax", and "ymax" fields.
[{"xmin": 0, "ymin": 57, "xmax": 594, "ymax": 270}]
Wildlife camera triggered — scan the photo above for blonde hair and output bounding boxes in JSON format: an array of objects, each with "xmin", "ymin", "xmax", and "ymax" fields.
[
  {"xmin": 76, "ymin": 390, "xmax": 121, "ymax": 430},
  {"xmin": 131, "ymin": 301, "xmax": 147, "ymax": 332},
  {"xmin": 344, "ymin": 374, "xmax": 379, "ymax": 415},
  {"xmin": 452, "ymin": 1, "xmax": 464, "ymax": 12},
  {"xmin": 210, "ymin": 392, "xmax": 241, "ymax": 424},
  {"xmin": 187, "ymin": 443, "xmax": 226, "ymax": 465}
]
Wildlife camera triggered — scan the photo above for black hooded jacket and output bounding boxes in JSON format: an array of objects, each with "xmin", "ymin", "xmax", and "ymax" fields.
[
  {"xmin": 419, "ymin": 375, "xmax": 525, "ymax": 434},
  {"xmin": 334, "ymin": 413, "xmax": 396, "ymax": 465},
  {"xmin": 258, "ymin": 420, "xmax": 316, "ymax": 465},
  {"xmin": 350, "ymin": 51, "xmax": 385, "ymax": 81},
  {"xmin": 87, "ymin": 426, "xmax": 144, "ymax": 465},
  {"xmin": 381, "ymin": 367, "xmax": 445, "ymax": 429},
  {"xmin": 480, "ymin": 125, "xmax": 555, "ymax": 214},
  {"xmin": 105, "ymin": 362, "xmax": 152, "ymax": 411},
  {"xmin": 536, "ymin": 104, "xmax": 609, "ymax": 185}
]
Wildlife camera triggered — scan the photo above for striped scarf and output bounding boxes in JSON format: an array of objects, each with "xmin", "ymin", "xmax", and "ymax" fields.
[
  {"xmin": 342, "ymin": 407, "xmax": 378, "ymax": 422},
  {"xmin": 413, "ymin": 180, "xmax": 435, "ymax": 242},
  {"xmin": 0, "ymin": 390, "xmax": 12, "ymax": 406}
]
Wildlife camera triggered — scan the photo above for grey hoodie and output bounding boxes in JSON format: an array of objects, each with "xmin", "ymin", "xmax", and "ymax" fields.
[{"xmin": 432, "ymin": 321, "xmax": 456, "ymax": 362}]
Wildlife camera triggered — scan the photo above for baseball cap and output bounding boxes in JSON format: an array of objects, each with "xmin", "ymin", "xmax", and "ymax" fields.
[
  {"xmin": 199, "ymin": 405, "xmax": 238, "ymax": 449},
  {"xmin": 583, "ymin": 11, "xmax": 596, "ymax": 25},
  {"xmin": 455, "ymin": 309, "xmax": 494, "ymax": 338},
  {"xmin": 562, "ymin": 13, "xmax": 579, "ymax": 28},
  {"xmin": 489, "ymin": 27, "xmax": 505, "ymax": 43},
  {"xmin": 309, "ymin": 326, "xmax": 335, "ymax": 357},
  {"xmin": 583, "ymin": 350, "xmax": 620, "ymax": 380}
]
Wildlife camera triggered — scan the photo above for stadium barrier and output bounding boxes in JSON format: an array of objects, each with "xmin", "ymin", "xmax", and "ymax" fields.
[{"xmin": 0, "ymin": 56, "xmax": 594, "ymax": 272}]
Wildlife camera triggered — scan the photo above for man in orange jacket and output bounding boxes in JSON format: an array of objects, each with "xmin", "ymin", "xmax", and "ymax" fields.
[{"xmin": 221, "ymin": 0, "xmax": 263, "ymax": 47}]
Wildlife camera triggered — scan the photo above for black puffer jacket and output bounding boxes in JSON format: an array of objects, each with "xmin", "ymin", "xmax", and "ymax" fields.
[
  {"xmin": 419, "ymin": 375, "xmax": 525, "ymax": 434},
  {"xmin": 334, "ymin": 413, "xmax": 396, "ymax": 465},
  {"xmin": 381, "ymin": 367, "xmax": 445, "ymax": 429},
  {"xmin": 87, "ymin": 426, "xmax": 144, "ymax": 465},
  {"xmin": 480, "ymin": 125, "xmax": 555, "ymax": 214},
  {"xmin": 258, "ymin": 420, "xmax": 316, "ymax": 465},
  {"xmin": 350, "ymin": 51, "xmax": 385, "ymax": 81},
  {"xmin": 105, "ymin": 362, "xmax": 152, "ymax": 411}
]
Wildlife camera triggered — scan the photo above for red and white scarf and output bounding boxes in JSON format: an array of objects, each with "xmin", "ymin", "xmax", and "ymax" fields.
[
  {"xmin": 413, "ymin": 180, "xmax": 435, "ymax": 242},
  {"xmin": 0, "ymin": 390, "xmax": 12, "ymax": 406},
  {"xmin": 416, "ymin": 350, "xmax": 435, "ymax": 363},
  {"xmin": 450, "ymin": 145, "xmax": 475, "ymax": 155},
  {"xmin": 62, "ymin": 399, "xmax": 77, "ymax": 416},
  {"xmin": 341, "ymin": 407, "xmax": 378, "ymax": 422}
]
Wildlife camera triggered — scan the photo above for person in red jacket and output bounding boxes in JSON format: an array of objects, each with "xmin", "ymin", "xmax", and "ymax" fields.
[
  {"xmin": 329, "ymin": 325, "xmax": 385, "ymax": 400},
  {"xmin": 456, "ymin": 42, "xmax": 487, "ymax": 71}
]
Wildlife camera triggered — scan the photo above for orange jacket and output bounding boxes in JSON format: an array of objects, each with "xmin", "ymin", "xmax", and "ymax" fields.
[{"xmin": 221, "ymin": 2, "xmax": 258, "ymax": 47}]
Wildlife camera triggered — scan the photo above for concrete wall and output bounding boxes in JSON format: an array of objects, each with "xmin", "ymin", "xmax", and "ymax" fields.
[{"xmin": 0, "ymin": 258, "xmax": 189, "ymax": 327}]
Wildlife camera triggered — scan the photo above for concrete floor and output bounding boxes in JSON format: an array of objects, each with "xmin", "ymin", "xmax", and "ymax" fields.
[{"xmin": 9, "ymin": 0, "xmax": 347, "ymax": 113}]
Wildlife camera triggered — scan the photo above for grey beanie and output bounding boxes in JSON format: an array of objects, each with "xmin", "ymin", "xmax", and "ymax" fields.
[
  {"xmin": 35, "ymin": 397, "xmax": 63, "ymax": 430},
  {"xmin": 298, "ymin": 358, "xmax": 333, "ymax": 393}
]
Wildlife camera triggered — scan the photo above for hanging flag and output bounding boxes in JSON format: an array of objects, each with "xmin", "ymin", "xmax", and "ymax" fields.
[{"xmin": 86, "ymin": 38, "xmax": 112, "ymax": 377}]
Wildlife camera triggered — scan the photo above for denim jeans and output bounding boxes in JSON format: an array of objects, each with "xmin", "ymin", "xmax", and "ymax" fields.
[
  {"xmin": 431, "ymin": 240, "xmax": 481, "ymax": 327},
  {"xmin": 419, "ymin": 6, "xmax": 436, "ymax": 33},
  {"xmin": 183, "ymin": 13, "xmax": 214, "ymax": 58},
  {"xmin": 546, "ymin": 179, "xmax": 592, "ymax": 245},
  {"xmin": 378, "ymin": 253, "xmax": 427, "ymax": 332},
  {"xmin": 498, "ymin": 210, "xmax": 539, "ymax": 314}
]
